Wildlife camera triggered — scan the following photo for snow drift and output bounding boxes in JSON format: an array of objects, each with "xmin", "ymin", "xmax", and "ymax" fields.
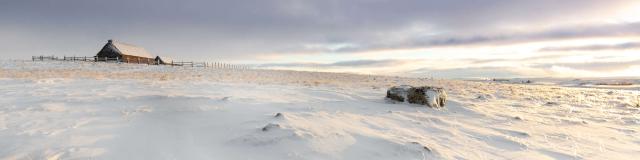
[{"xmin": 0, "ymin": 60, "xmax": 639, "ymax": 160}]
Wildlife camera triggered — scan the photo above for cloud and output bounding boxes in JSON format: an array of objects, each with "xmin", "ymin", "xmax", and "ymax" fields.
[
  {"xmin": 269, "ymin": 22, "xmax": 640, "ymax": 55},
  {"xmin": 533, "ymin": 60, "xmax": 640, "ymax": 72},
  {"xmin": 408, "ymin": 22, "xmax": 640, "ymax": 48},
  {"xmin": 404, "ymin": 59, "xmax": 640, "ymax": 78},
  {"xmin": 400, "ymin": 54, "xmax": 640, "ymax": 78},
  {"xmin": 292, "ymin": 22, "xmax": 640, "ymax": 54},
  {"xmin": 539, "ymin": 42, "xmax": 640, "ymax": 52},
  {"xmin": 258, "ymin": 59, "xmax": 415, "ymax": 68},
  {"xmin": 1, "ymin": 0, "xmax": 637, "ymax": 59},
  {"xmin": 467, "ymin": 54, "xmax": 570, "ymax": 65},
  {"xmin": 405, "ymin": 67, "xmax": 537, "ymax": 78}
]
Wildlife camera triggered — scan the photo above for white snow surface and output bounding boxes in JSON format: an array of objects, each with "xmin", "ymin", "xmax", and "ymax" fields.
[{"xmin": 1, "ymin": 60, "xmax": 639, "ymax": 159}]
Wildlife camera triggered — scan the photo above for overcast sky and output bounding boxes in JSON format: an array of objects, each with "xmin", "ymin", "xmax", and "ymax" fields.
[{"xmin": 2, "ymin": 0, "xmax": 640, "ymax": 78}]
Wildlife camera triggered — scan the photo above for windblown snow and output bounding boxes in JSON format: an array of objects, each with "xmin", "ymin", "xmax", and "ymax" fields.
[{"xmin": 1, "ymin": 60, "xmax": 639, "ymax": 159}]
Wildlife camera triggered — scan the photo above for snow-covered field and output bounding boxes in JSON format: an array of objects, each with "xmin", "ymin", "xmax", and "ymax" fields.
[
  {"xmin": 488, "ymin": 78, "xmax": 640, "ymax": 91},
  {"xmin": 1, "ymin": 60, "xmax": 639, "ymax": 159}
]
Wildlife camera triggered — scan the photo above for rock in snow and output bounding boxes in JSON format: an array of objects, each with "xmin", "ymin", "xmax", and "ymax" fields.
[
  {"xmin": 262, "ymin": 123, "xmax": 281, "ymax": 132},
  {"xmin": 386, "ymin": 85, "xmax": 412, "ymax": 102},
  {"xmin": 387, "ymin": 85, "xmax": 447, "ymax": 108},
  {"xmin": 408, "ymin": 86, "xmax": 447, "ymax": 108}
]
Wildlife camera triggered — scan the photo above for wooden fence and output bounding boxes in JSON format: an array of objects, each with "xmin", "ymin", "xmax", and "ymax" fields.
[
  {"xmin": 169, "ymin": 61, "xmax": 250, "ymax": 69},
  {"xmin": 32, "ymin": 55, "xmax": 251, "ymax": 69},
  {"xmin": 32, "ymin": 56, "xmax": 119, "ymax": 62}
]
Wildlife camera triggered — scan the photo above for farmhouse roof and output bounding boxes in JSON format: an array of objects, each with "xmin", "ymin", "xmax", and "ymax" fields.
[{"xmin": 109, "ymin": 40, "xmax": 153, "ymax": 58}]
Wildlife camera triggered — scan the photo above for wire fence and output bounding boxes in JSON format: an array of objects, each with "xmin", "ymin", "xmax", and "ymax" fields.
[
  {"xmin": 169, "ymin": 61, "xmax": 250, "ymax": 69},
  {"xmin": 32, "ymin": 55, "xmax": 252, "ymax": 69}
]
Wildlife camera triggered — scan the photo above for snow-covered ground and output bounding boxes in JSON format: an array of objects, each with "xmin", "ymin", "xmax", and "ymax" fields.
[
  {"xmin": 482, "ymin": 78, "xmax": 640, "ymax": 91},
  {"xmin": 1, "ymin": 60, "xmax": 639, "ymax": 159}
]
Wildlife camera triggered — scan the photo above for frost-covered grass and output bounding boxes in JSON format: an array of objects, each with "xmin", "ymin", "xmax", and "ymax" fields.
[{"xmin": 1, "ymin": 60, "xmax": 639, "ymax": 159}]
